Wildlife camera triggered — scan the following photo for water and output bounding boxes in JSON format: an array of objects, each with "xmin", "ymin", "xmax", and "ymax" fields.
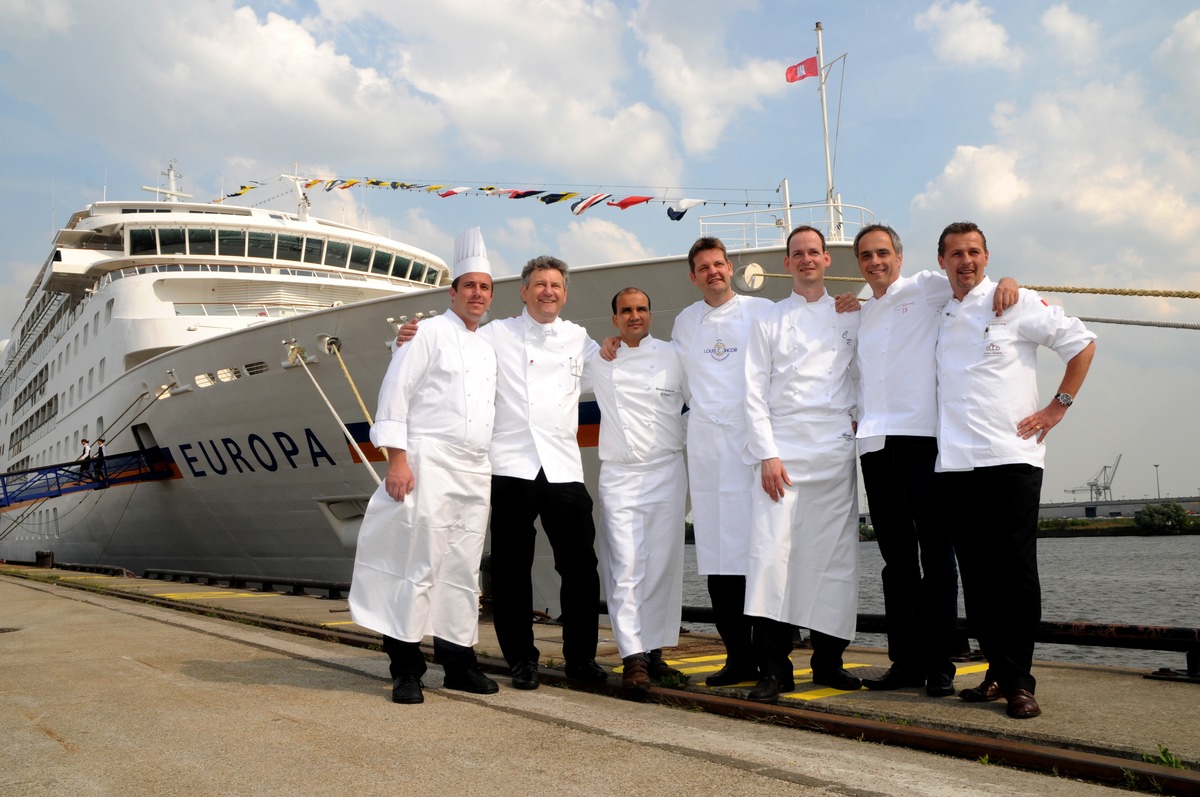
[{"xmin": 681, "ymin": 535, "xmax": 1199, "ymax": 671}]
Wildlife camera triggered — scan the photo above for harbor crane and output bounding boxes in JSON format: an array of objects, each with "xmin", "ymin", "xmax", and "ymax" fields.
[{"xmin": 1065, "ymin": 454, "xmax": 1122, "ymax": 502}]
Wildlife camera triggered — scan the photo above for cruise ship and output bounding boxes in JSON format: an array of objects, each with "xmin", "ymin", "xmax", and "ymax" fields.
[{"xmin": 0, "ymin": 165, "xmax": 868, "ymax": 606}]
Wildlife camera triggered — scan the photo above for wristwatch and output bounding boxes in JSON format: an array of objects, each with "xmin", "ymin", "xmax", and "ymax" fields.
[{"xmin": 1054, "ymin": 392, "xmax": 1074, "ymax": 407}]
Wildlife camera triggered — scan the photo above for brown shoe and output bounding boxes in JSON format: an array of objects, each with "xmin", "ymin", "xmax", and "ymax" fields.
[
  {"xmin": 647, "ymin": 649, "xmax": 682, "ymax": 681},
  {"xmin": 959, "ymin": 679, "xmax": 1003, "ymax": 702},
  {"xmin": 622, "ymin": 655, "xmax": 651, "ymax": 696},
  {"xmin": 1006, "ymin": 689, "xmax": 1042, "ymax": 719}
]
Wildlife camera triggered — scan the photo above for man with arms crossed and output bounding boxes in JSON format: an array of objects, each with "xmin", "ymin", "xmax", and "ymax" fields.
[
  {"xmin": 585, "ymin": 288, "xmax": 688, "ymax": 695},
  {"xmin": 742, "ymin": 225, "xmax": 862, "ymax": 703},
  {"xmin": 935, "ymin": 221, "xmax": 1095, "ymax": 719},
  {"xmin": 349, "ymin": 227, "xmax": 500, "ymax": 704},
  {"xmin": 671, "ymin": 237, "xmax": 774, "ymax": 686},
  {"xmin": 853, "ymin": 224, "xmax": 1016, "ymax": 698}
]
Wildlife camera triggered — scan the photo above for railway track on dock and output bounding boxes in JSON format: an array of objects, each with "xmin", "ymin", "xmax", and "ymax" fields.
[{"xmin": 9, "ymin": 564, "xmax": 1199, "ymax": 795}]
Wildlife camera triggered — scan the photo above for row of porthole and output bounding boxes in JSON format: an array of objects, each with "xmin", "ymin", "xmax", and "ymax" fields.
[{"xmin": 156, "ymin": 361, "xmax": 270, "ymax": 398}]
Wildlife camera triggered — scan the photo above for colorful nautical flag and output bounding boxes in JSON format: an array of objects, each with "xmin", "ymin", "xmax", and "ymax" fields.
[
  {"xmin": 785, "ymin": 56, "xmax": 819, "ymax": 83},
  {"xmin": 607, "ymin": 195, "xmax": 653, "ymax": 210},
  {"xmin": 438, "ymin": 186, "xmax": 472, "ymax": 197},
  {"xmin": 666, "ymin": 198, "xmax": 705, "ymax": 221},
  {"xmin": 571, "ymin": 193, "xmax": 612, "ymax": 215},
  {"xmin": 508, "ymin": 190, "xmax": 545, "ymax": 199},
  {"xmin": 540, "ymin": 192, "xmax": 580, "ymax": 205}
]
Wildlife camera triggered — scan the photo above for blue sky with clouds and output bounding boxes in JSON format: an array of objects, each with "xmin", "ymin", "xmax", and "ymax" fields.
[{"xmin": 1, "ymin": 0, "xmax": 1198, "ymax": 501}]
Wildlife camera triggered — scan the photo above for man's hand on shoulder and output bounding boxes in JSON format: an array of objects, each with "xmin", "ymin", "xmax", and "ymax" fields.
[
  {"xmin": 599, "ymin": 335, "xmax": 620, "ymax": 362},
  {"xmin": 993, "ymin": 278, "xmax": 1019, "ymax": 317},
  {"xmin": 833, "ymin": 292, "xmax": 862, "ymax": 313},
  {"xmin": 394, "ymin": 319, "xmax": 420, "ymax": 348}
]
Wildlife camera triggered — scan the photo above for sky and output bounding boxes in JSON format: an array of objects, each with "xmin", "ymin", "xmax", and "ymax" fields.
[{"xmin": 1, "ymin": 0, "xmax": 1197, "ymax": 503}]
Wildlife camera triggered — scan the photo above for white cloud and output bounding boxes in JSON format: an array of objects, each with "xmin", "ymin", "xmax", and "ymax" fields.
[
  {"xmin": 1041, "ymin": 4, "xmax": 1101, "ymax": 66},
  {"xmin": 1154, "ymin": 9, "xmax": 1200, "ymax": 105},
  {"xmin": 914, "ymin": 0, "xmax": 1023, "ymax": 68},
  {"xmin": 556, "ymin": 217, "xmax": 654, "ymax": 267},
  {"xmin": 912, "ymin": 144, "xmax": 1030, "ymax": 214}
]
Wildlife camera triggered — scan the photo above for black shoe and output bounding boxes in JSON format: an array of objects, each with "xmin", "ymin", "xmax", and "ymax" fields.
[
  {"xmin": 510, "ymin": 661, "xmax": 540, "ymax": 691},
  {"xmin": 862, "ymin": 665, "xmax": 925, "ymax": 691},
  {"xmin": 959, "ymin": 679, "xmax": 1003, "ymax": 703},
  {"xmin": 812, "ymin": 668, "xmax": 862, "ymax": 691},
  {"xmin": 925, "ymin": 672, "xmax": 956, "ymax": 697},
  {"xmin": 391, "ymin": 675, "xmax": 424, "ymax": 704},
  {"xmin": 746, "ymin": 675, "xmax": 794, "ymax": 704},
  {"xmin": 443, "ymin": 667, "xmax": 499, "ymax": 694},
  {"xmin": 565, "ymin": 659, "xmax": 608, "ymax": 684},
  {"xmin": 705, "ymin": 662, "xmax": 760, "ymax": 687}
]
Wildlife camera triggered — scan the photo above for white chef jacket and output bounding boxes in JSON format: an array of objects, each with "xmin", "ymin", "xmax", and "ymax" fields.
[
  {"xmin": 583, "ymin": 336, "xmax": 686, "ymax": 463},
  {"xmin": 671, "ymin": 293, "xmax": 774, "ymax": 576},
  {"xmin": 743, "ymin": 292, "xmax": 859, "ymax": 463},
  {"xmin": 935, "ymin": 278, "xmax": 1096, "ymax": 472},
  {"xmin": 585, "ymin": 335, "xmax": 688, "ymax": 657},
  {"xmin": 349, "ymin": 311, "xmax": 497, "ymax": 647},
  {"xmin": 856, "ymin": 271, "xmax": 952, "ymax": 455},
  {"xmin": 482, "ymin": 309, "xmax": 599, "ymax": 483},
  {"xmin": 742, "ymin": 290, "xmax": 860, "ymax": 639},
  {"xmin": 371, "ymin": 312, "xmax": 496, "ymax": 453}
]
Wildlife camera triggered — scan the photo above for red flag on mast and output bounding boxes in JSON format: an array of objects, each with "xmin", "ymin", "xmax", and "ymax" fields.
[{"xmin": 785, "ymin": 56, "xmax": 818, "ymax": 83}]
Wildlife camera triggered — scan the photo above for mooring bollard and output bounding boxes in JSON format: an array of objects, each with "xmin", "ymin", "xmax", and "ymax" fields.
[{"xmin": 34, "ymin": 550, "xmax": 54, "ymax": 568}]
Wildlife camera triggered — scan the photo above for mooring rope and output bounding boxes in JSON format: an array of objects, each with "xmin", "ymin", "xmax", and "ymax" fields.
[{"xmin": 285, "ymin": 341, "xmax": 382, "ymax": 487}]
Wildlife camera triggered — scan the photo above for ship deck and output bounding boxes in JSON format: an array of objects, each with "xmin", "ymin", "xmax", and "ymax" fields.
[{"xmin": 2, "ymin": 563, "xmax": 1196, "ymax": 795}]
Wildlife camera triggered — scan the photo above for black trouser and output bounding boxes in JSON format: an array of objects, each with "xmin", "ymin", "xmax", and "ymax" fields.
[
  {"xmin": 707, "ymin": 574, "xmax": 754, "ymax": 668},
  {"xmin": 940, "ymin": 464, "xmax": 1043, "ymax": 694},
  {"xmin": 860, "ymin": 436, "xmax": 958, "ymax": 679},
  {"xmin": 489, "ymin": 471, "xmax": 600, "ymax": 669},
  {"xmin": 382, "ymin": 636, "xmax": 478, "ymax": 679},
  {"xmin": 754, "ymin": 619, "xmax": 849, "ymax": 682}
]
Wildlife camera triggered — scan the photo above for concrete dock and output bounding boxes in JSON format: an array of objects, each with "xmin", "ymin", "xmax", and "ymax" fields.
[{"xmin": 2, "ymin": 564, "xmax": 1196, "ymax": 796}]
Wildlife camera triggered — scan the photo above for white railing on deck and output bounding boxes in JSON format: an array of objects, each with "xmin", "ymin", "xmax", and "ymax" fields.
[{"xmin": 698, "ymin": 202, "xmax": 875, "ymax": 250}]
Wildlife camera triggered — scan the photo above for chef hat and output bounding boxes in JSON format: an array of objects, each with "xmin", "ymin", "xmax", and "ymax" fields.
[{"xmin": 452, "ymin": 227, "xmax": 492, "ymax": 279}]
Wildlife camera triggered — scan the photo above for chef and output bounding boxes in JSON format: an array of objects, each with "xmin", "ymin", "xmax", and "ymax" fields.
[
  {"xmin": 585, "ymin": 287, "xmax": 688, "ymax": 695},
  {"xmin": 348, "ymin": 227, "xmax": 500, "ymax": 705},
  {"xmin": 742, "ymin": 225, "xmax": 862, "ymax": 704},
  {"xmin": 670, "ymin": 237, "xmax": 773, "ymax": 687}
]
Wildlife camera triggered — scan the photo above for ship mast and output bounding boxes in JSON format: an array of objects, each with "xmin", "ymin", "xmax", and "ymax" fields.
[
  {"xmin": 815, "ymin": 21, "xmax": 844, "ymax": 242},
  {"xmin": 141, "ymin": 160, "xmax": 193, "ymax": 203}
]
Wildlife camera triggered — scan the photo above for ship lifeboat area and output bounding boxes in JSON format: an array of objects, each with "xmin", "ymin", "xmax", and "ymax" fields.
[{"xmin": 1, "ymin": 563, "xmax": 1197, "ymax": 796}]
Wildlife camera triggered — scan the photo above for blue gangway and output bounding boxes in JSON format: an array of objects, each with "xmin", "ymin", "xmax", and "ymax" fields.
[{"xmin": 0, "ymin": 450, "xmax": 173, "ymax": 508}]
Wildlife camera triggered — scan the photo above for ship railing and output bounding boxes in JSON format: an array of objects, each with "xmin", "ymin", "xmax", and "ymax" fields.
[
  {"xmin": 0, "ymin": 450, "xmax": 172, "ymax": 507},
  {"xmin": 173, "ymin": 303, "xmax": 319, "ymax": 319},
  {"xmin": 698, "ymin": 201, "xmax": 875, "ymax": 251}
]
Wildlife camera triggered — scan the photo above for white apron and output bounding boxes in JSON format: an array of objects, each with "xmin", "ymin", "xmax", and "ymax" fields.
[
  {"xmin": 745, "ymin": 414, "xmax": 859, "ymax": 640},
  {"xmin": 597, "ymin": 453, "xmax": 687, "ymax": 658},
  {"xmin": 348, "ymin": 437, "xmax": 491, "ymax": 647},
  {"xmin": 678, "ymin": 297, "xmax": 762, "ymax": 576}
]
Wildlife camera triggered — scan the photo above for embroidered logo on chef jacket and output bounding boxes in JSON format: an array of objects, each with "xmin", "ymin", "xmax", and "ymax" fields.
[
  {"xmin": 703, "ymin": 339, "xmax": 735, "ymax": 361},
  {"xmin": 984, "ymin": 342, "xmax": 1003, "ymax": 357}
]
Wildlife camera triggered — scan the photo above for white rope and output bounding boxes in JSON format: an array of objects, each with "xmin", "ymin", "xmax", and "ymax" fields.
[{"xmin": 285, "ymin": 342, "xmax": 382, "ymax": 487}]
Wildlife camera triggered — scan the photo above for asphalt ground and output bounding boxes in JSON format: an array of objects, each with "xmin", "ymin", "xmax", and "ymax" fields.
[{"xmin": 2, "ymin": 565, "xmax": 1197, "ymax": 796}]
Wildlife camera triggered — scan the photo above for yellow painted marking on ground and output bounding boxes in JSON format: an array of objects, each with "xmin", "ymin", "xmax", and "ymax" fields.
[
  {"xmin": 320, "ymin": 621, "xmax": 360, "ymax": 627},
  {"xmin": 151, "ymin": 591, "xmax": 272, "ymax": 600},
  {"xmin": 56, "ymin": 575, "xmax": 121, "ymax": 581},
  {"xmin": 953, "ymin": 662, "xmax": 990, "ymax": 676}
]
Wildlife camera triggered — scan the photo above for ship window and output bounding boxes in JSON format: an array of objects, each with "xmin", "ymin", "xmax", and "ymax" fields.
[
  {"xmin": 425, "ymin": 268, "xmax": 439, "ymax": 285},
  {"xmin": 349, "ymin": 245, "xmax": 372, "ymax": 272},
  {"xmin": 88, "ymin": 369, "xmax": 93, "ymax": 392},
  {"xmin": 105, "ymin": 299, "xmax": 114, "ymax": 324},
  {"xmin": 410, "ymin": 262, "xmax": 427, "ymax": 283},
  {"xmin": 216, "ymin": 367, "xmax": 242, "ymax": 382},
  {"xmin": 303, "ymin": 238, "xmax": 324, "ymax": 264},
  {"xmin": 83, "ymin": 323, "xmax": 89, "ymax": 346},
  {"xmin": 99, "ymin": 359, "xmax": 105, "ymax": 383},
  {"xmin": 93, "ymin": 311, "xmax": 99, "ymax": 333},
  {"xmin": 325, "ymin": 240, "xmax": 348, "ymax": 267},
  {"xmin": 247, "ymin": 231, "xmax": 275, "ymax": 259},
  {"xmin": 189, "ymin": 228, "xmax": 216, "ymax": 255},
  {"xmin": 129, "ymin": 229, "xmax": 157, "ymax": 255},
  {"xmin": 195, "ymin": 373, "xmax": 217, "ymax": 388},
  {"xmin": 277, "ymin": 234, "xmax": 303, "ymax": 262},
  {"xmin": 159, "ymin": 228, "xmax": 186, "ymax": 254},
  {"xmin": 371, "ymin": 251, "xmax": 393, "ymax": 275},
  {"xmin": 218, "ymin": 229, "xmax": 246, "ymax": 256},
  {"xmin": 393, "ymin": 256, "xmax": 412, "ymax": 279},
  {"xmin": 244, "ymin": 361, "xmax": 269, "ymax": 376}
]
